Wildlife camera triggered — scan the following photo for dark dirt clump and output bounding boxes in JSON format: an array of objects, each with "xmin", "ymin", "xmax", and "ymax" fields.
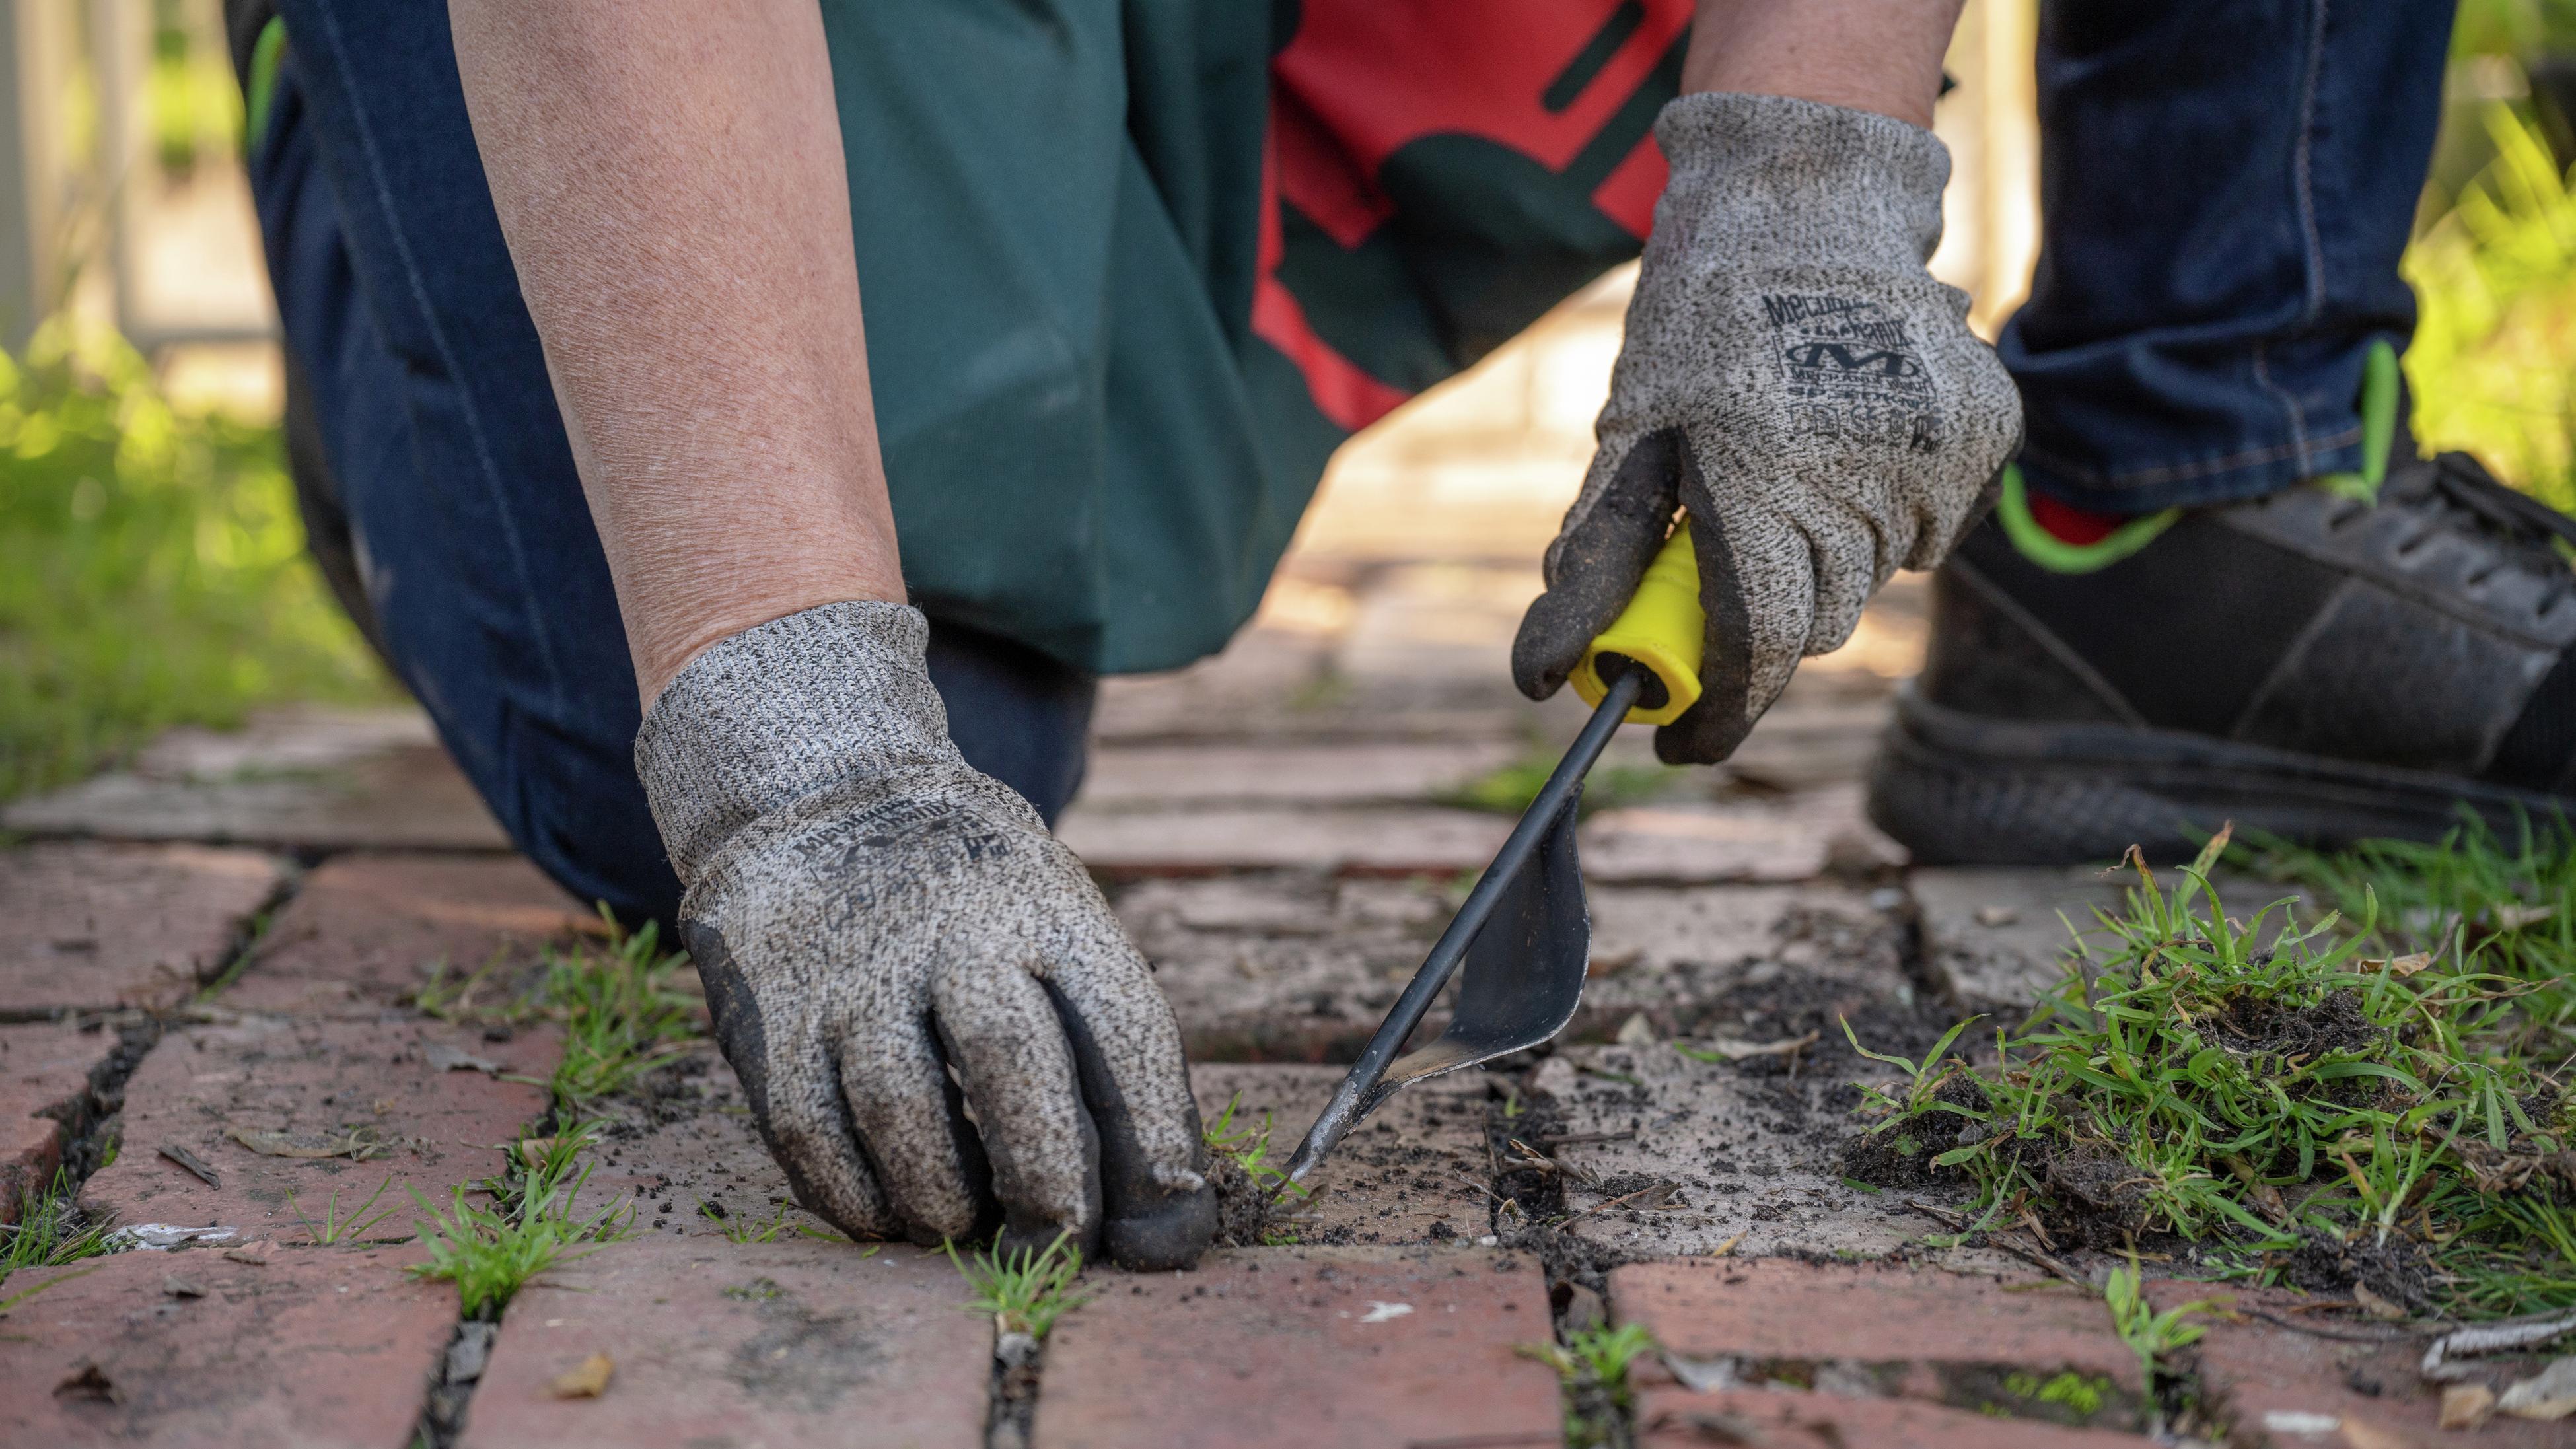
[
  {"xmin": 1207, "ymin": 1153, "xmax": 1273, "ymax": 1248},
  {"xmin": 2283, "ymin": 1227, "xmax": 2436, "ymax": 1313},
  {"xmin": 2208, "ymin": 987, "xmax": 2381, "ymax": 1061},
  {"xmin": 2034, "ymin": 1141, "xmax": 2155, "ymax": 1249},
  {"xmin": 1842, "ymin": 1073, "xmax": 1989, "ymax": 1190}
]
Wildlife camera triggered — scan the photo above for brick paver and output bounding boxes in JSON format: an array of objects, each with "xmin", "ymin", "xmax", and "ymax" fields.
[
  {"xmin": 1, "ymin": 706, "xmax": 510, "ymax": 851},
  {"xmin": 458, "ymin": 1238, "xmax": 988, "ymax": 1449},
  {"xmin": 0, "ymin": 1019, "xmax": 115, "ymax": 1219},
  {"xmin": 1634, "ymin": 1386, "xmax": 2152, "ymax": 1447},
  {"xmin": 82, "ymin": 1014, "xmax": 555, "ymax": 1240},
  {"xmin": 1192, "ymin": 1065, "xmax": 1492, "ymax": 1245},
  {"xmin": 0, "ymin": 841, "xmax": 281, "ymax": 1016},
  {"xmin": 220, "ymin": 853, "xmax": 592, "ymax": 1015},
  {"xmin": 1612, "ymin": 1259, "xmax": 2146, "ymax": 1427},
  {"xmin": 1081, "ymin": 741, "xmax": 1522, "ymax": 807},
  {"xmin": 2162, "ymin": 1287, "xmax": 2566, "ymax": 1449},
  {"xmin": 0, "ymin": 1244, "xmax": 452, "ymax": 1448},
  {"xmin": 565, "ymin": 1044, "xmax": 806, "ymax": 1236},
  {"xmin": 1911, "ymin": 867, "xmax": 2310, "ymax": 1018},
  {"xmin": 1032, "ymin": 1246, "xmax": 1562, "ymax": 1449}
]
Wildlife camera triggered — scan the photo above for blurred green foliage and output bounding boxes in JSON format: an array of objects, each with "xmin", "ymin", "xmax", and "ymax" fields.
[{"xmin": 0, "ymin": 317, "xmax": 387, "ymax": 802}]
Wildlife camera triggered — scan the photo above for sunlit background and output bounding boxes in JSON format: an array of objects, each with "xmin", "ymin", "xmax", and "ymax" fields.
[{"xmin": 7, "ymin": 0, "xmax": 2576, "ymax": 803}]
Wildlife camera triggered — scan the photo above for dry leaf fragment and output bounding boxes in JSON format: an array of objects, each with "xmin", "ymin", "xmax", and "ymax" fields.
[
  {"xmin": 224, "ymin": 1125, "xmax": 385, "ymax": 1161},
  {"xmin": 1688, "ymin": 1032, "xmax": 1821, "ymax": 1062},
  {"xmin": 221, "ymin": 1241, "xmax": 273, "ymax": 1266},
  {"xmin": 1974, "ymin": 905, "xmax": 2019, "ymax": 927},
  {"xmin": 549, "ymin": 1353, "xmax": 614, "ymax": 1399},
  {"xmin": 2361, "ymin": 953, "xmax": 2432, "ymax": 977},
  {"xmin": 54, "ymin": 1361, "xmax": 118, "ymax": 1403},
  {"xmin": 1614, "ymin": 1013, "xmax": 1657, "ymax": 1047},
  {"xmin": 2351, "ymin": 1282, "xmax": 2410, "ymax": 1321},
  {"xmin": 427, "ymin": 1043, "xmax": 502, "ymax": 1074},
  {"xmin": 157, "ymin": 1143, "xmax": 221, "ymax": 1187},
  {"xmin": 2489, "ymin": 903, "xmax": 2556, "ymax": 931},
  {"xmin": 2439, "ymin": 1383, "xmax": 2495, "ymax": 1429},
  {"xmin": 161, "ymin": 1275, "xmax": 205, "ymax": 1299},
  {"xmin": 515, "ymin": 1137, "xmax": 559, "ymax": 1170},
  {"xmin": 2335, "ymin": 1417, "xmax": 2408, "ymax": 1449},
  {"xmin": 2498, "ymin": 1355, "xmax": 2576, "ymax": 1421}
]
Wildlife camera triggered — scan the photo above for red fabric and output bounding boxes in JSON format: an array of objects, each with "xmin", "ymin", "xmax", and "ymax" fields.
[
  {"xmin": 1252, "ymin": 0, "xmax": 1692, "ymax": 431},
  {"xmin": 2027, "ymin": 491, "xmax": 2124, "ymax": 546}
]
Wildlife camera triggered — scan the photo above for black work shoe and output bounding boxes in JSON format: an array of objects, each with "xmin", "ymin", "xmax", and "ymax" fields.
[{"xmin": 1868, "ymin": 452, "xmax": 2576, "ymax": 865}]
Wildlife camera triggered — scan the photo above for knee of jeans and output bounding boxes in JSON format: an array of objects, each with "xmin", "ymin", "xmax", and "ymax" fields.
[{"xmin": 494, "ymin": 709, "xmax": 682, "ymax": 932}]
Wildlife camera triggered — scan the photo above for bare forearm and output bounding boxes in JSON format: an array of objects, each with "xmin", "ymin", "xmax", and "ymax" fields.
[
  {"xmin": 448, "ymin": 0, "xmax": 901, "ymax": 703},
  {"xmin": 1685, "ymin": 0, "xmax": 1964, "ymax": 128}
]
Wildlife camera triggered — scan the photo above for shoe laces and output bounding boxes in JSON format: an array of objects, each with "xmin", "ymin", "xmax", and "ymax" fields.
[{"xmin": 2365, "ymin": 453, "xmax": 2576, "ymax": 612}]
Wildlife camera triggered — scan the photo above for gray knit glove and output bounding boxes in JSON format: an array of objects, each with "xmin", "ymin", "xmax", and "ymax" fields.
[
  {"xmin": 1514, "ymin": 92, "xmax": 2021, "ymax": 763},
  {"xmin": 635, "ymin": 602, "xmax": 1214, "ymax": 1269}
]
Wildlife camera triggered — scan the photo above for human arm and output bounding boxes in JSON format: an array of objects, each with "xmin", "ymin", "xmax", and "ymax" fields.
[{"xmin": 447, "ymin": 0, "xmax": 1215, "ymax": 1267}]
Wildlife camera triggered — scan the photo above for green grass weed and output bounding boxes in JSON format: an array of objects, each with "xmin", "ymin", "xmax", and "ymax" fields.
[
  {"xmin": 541, "ymin": 910, "xmax": 700, "ymax": 1108},
  {"xmin": 1521, "ymin": 1322, "xmax": 1657, "ymax": 1449},
  {"xmin": 947, "ymin": 1229, "xmax": 1091, "ymax": 1339},
  {"xmin": 287, "ymin": 1174, "xmax": 400, "ymax": 1246},
  {"xmin": 406, "ymin": 1123, "xmax": 630, "ymax": 1317},
  {"xmin": 0, "ymin": 1170, "xmax": 116, "ymax": 1314}
]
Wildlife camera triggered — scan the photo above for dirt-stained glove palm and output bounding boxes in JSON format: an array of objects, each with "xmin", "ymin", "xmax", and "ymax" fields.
[
  {"xmin": 635, "ymin": 602, "xmax": 1214, "ymax": 1269},
  {"xmin": 1514, "ymin": 92, "xmax": 2021, "ymax": 763}
]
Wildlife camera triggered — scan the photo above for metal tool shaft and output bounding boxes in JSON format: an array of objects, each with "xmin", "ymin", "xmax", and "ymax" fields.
[{"xmin": 1282, "ymin": 667, "xmax": 1645, "ymax": 1183}]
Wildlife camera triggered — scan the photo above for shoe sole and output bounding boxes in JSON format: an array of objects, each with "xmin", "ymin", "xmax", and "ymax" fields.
[{"xmin": 1866, "ymin": 689, "xmax": 2569, "ymax": 866}]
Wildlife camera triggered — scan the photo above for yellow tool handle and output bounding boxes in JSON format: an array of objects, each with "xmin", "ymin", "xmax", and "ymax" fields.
[{"xmin": 1569, "ymin": 520, "xmax": 1705, "ymax": 726}]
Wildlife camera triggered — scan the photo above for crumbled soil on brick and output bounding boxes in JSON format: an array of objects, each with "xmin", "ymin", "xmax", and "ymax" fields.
[
  {"xmin": 1208, "ymin": 1154, "xmax": 1274, "ymax": 1248},
  {"xmin": 2282, "ymin": 1226, "xmax": 2437, "ymax": 1312},
  {"xmin": 1840, "ymin": 1074, "xmax": 1989, "ymax": 1190}
]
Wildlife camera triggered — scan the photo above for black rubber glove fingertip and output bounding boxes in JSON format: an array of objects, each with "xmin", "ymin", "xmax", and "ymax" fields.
[{"xmin": 1102, "ymin": 1184, "xmax": 1218, "ymax": 1271}]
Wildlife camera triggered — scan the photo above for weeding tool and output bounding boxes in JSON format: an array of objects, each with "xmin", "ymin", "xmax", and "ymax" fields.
[{"xmin": 1281, "ymin": 520, "xmax": 1707, "ymax": 1184}]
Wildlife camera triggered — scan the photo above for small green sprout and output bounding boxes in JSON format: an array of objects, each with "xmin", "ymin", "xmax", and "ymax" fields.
[
  {"xmin": 287, "ymin": 1174, "xmax": 401, "ymax": 1245},
  {"xmin": 407, "ymin": 1124, "xmax": 631, "ymax": 1317},
  {"xmin": 1203, "ymin": 1092, "xmax": 1309, "ymax": 1201}
]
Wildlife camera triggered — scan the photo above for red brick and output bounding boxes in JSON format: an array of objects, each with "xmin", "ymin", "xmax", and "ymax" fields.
[
  {"xmin": 0, "ymin": 1244, "xmax": 452, "ymax": 1448},
  {"xmin": 1610, "ymin": 1259, "xmax": 2145, "ymax": 1413},
  {"xmin": 1192, "ymin": 1065, "xmax": 1491, "ymax": 1245},
  {"xmin": 561, "ymin": 1043, "xmax": 812, "ymax": 1238},
  {"xmin": 458, "ymin": 1238, "xmax": 988, "ymax": 1449},
  {"xmin": 1, "ymin": 705, "xmax": 510, "ymax": 851},
  {"xmin": 1635, "ymin": 1386, "xmax": 2153, "ymax": 1448},
  {"xmin": 81, "ymin": 1014, "xmax": 554, "ymax": 1240},
  {"xmin": 0, "ymin": 1019, "xmax": 112, "ymax": 1220},
  {"xmin": 1081, "ymin": 741, "xmax": 1521, "ymax": 807},
  {"xmin": 222, "ymin": 853, "xmax": 593, "ymax": 1014},
  {"xmin": 0, "ymin": 841, "xmax": 282, "ymax": 1015},
  {"xmin": 1032, "ymin": 1246, "xmax": 1562, "ymax": 1449},
  {"xmin": 2155, "ymin": 1286, "xmax": 2566, "ymax": 1449}
]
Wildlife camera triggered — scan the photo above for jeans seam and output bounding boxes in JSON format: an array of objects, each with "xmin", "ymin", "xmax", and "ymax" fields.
[
  {"xmin": 2021, "ymin": 424, "xmax": 2362, "ymax": 490},
  {"xmin": 304, "ymin": 5, "xmax": 570, "ymax": 720}
]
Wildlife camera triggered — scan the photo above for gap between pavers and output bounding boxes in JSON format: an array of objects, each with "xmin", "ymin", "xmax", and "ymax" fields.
[
  {"xmin": 81, "ymin": 1014, "xmax": 558, "ymax": 1243},
  {"xmin": 0, "ymin": 1244, "xmax": 453, "ymax": 1448},
  {"xmin": 0, "ymin": 1018, "xmax": 125, "ymax": 1221},
  {"xmin": 456, "ymin": 1238, "xmax": 989, "ymax": 1449},
  {"xmin": 1192, "ymin": 1064, "xmax": 1492, "ymax": 1246},
  {"xmin": 1031, "ymin": 1245, "xmax": 1562, "ymax": 1449},
  {"xmin": 219, "ymin": 853, "xmax": 596, "ymax": 1016},
  {"xmin": 1632, "ymin": 1386, "xmax": 2154, "ymax": 1448},
  {"xmin": 0, "ymin": 841, "xmax": 284, "ymax": 1018},
  {"xmin": 1611, "ymin": 1258, "xmax": 2149, "ymax": 1431}
]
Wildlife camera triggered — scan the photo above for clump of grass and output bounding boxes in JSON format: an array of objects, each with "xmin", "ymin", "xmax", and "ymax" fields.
[
  {"xmin": 542, "ymin": 910, "xmax": 699, "ymax": 1107},
  {"xmin": 1435, "ymin": 742, "xmax": 1678, "ymax": 820},
  {"xmin": 287, "ymin": 1175, "xmax": 400, "ymax": 1246},
  {"xmin": 947, "ymin": 1230, "xmax": 1091, "ymax": 1340},
  {"xmin": 1202, "ymin": 1093, "xmax": 1310, "ymax": 1246},
  {"xmin": 0, "ymin": 317, "xmax": 387, "ymax": 804},
  {"xmin": 0, "ymin": 1171, "xmax": 116, "ymax": 1313},
  {"xmin": 1851, "ymin": 829, "xmax": 2576, "ymax": 1317},
  {"xmin": 1521, "ymin": 1322, "xmax": 1657, "ymax": 1449},
  {"xmin": 407, "ymin": 1125, "xmax": 630, "ymax": 1318}
]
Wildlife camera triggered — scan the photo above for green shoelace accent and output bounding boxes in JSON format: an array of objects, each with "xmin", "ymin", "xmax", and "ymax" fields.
[
  {"xmin": 244, "ymin": 18, "xmax": 286, "ymax": 157},
  {"xmin": 1999, "ymin": 337, "xmax": 2404, "ymax": 575},
  {"xmin": 1994, "ymin": 465, "xmax": 2180, "ymax": 575}
]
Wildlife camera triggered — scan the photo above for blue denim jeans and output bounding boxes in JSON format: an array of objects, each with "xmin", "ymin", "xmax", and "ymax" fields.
[
  {"xmin": 2001, "ymin": 0, "xmax": 2457, "ymax": 512},
  {"xmin": 244, "ymin": 2, "xmax": 1092, "ymax": 927}
]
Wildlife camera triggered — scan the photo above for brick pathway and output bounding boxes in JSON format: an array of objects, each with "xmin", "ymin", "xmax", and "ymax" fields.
[{"xmin": 3, "ymin": 566, "xmax": 2566, "ymax": 1447}]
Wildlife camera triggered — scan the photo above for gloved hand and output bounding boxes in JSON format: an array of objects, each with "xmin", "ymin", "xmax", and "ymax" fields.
[
  {"xmin": 1513, "ymin": 92, "xmax": 2021, "ymax": 763},
  {"xmin": 635, "ymin": 601, "xmax": 1214, "ymax": 1269}
]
